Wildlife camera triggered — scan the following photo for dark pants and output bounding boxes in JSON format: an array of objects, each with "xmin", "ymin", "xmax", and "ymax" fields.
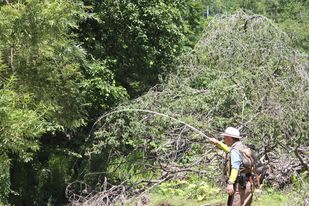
[{"xmin": 227, "ymin": 182, "xmax": 253, "ymax": 206}]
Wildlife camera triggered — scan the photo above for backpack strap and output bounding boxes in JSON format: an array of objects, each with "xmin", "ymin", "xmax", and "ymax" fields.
[{"xmin": 252, "ymin": 164, "xmax": 261, "ymax": 188}]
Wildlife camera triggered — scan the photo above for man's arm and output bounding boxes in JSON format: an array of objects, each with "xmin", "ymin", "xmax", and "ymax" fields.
[
  {"xmin": 209, "ymin": 138, "xmax": 230, "ymax": 153},
  {"xmin": 226, "ymin": 149, "xmax": 242, "ymax": 195},
  {"xmin": 228, "ymin": 149, "xmax": 242, "ymax": 183}
]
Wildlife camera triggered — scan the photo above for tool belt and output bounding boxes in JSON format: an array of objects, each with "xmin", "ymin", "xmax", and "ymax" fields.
[{"xmin": 235, "ymin": 173, "xmax": 252, "ymax": 189}]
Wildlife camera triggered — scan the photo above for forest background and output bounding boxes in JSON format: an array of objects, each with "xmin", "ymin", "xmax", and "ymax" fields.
[{"xmin": 0, "ymin": 0, "xmax": 308, "ymax": 205}]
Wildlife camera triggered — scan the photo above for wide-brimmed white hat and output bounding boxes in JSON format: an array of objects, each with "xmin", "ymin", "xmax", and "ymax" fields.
[{"xmin": 220, "ymin": 127, "xmax": 241, "ymax": 139}]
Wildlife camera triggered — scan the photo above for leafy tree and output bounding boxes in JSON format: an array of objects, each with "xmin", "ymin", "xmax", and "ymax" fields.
[
  {"xmin": 0, "ymin": 0, "xmax": 87, "ymax": 130},
  {"xmin": 0, "ymin": 76, "xmax": 47, "ymax": 202},
  {"xmin": 0, "ymin": 0, "xmax": 126, "ymax": 204},
  {"xmin": 77, "ymin": 0, "xmax": 205, "ymax": 96},
  {"xmin": 80, "ymin": 61, "xmax": 128, "ymax": 119}
]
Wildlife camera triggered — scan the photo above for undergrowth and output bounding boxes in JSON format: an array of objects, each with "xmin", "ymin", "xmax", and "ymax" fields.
[{"xmin": 126, "ymin": 174, "xmax": 309, "ymax": 206}]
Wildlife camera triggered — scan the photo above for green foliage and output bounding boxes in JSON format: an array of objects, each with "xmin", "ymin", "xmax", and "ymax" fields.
[
  {"xmin": 0, "ymin": 0, "xmax": 129, "ymax": 202},
  {"xmin": 0, "ymin": 0, "xmax": 88, "ymax": 201},
  {"xmin": 156, "ymin": 179, "xmax": 221, "ymax": 201},
  {"xmin": 0, "ymin": 93, "xmax": 44, "ymax": 158},
  {"xmin": 0, "ymin": 79, "xmax": 46, "ymax": 157},
  {"xmin": 80, "ymin": 61, "xmax": 128, "ymax": 117},
  {"xmin": 0, "ymin": 154, "xmax": 10, "ymax": 204},
  {"xmin": 0, "ymin": 0, "xmax": 88, "ymax": 129},
  {"xmin": 9, "ymin": 149, "xmax": 80, "ymax": 205},
  {"xmin": 78, "ymin": 0, "xmax": 205, "ymax": 96},
  {"xmin": 35, "ymin": 154, "xmax": 72, "ymax": 205},
  {"xmin": 131, "ymin": 177, "xmax": 226, "ymax": 206},
  {"xmin": 203, "ymin": 0, "xmax": 309, "ymax": 54},
  {"xmin": 0, "ymin": 77, "xmax": 48, "ymax": 202},
  {"xmin": 291, "ymin": 171, "xmax": 309, "ymax": 190}
]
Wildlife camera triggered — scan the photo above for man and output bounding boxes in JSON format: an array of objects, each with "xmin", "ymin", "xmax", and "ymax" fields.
[{"xmin": 209, "ymin": 127, "xmax": 253, "ymax": 206}]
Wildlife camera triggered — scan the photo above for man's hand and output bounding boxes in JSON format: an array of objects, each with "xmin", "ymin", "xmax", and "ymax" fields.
[
  {"xmin": 209, "ymin": 137, "xmax": 219, "ymax": 145},
  {"xmin": 226, "ymin": 183, "xmax": 234, "ymax": 196}
]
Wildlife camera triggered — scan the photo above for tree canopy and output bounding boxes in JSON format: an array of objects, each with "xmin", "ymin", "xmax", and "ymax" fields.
[{"xmin": 77, "ymin": 0, "xmax": 205, "ymax": 96}]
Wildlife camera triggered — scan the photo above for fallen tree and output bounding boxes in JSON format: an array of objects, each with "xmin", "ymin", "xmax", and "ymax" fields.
[{"xmin": 67, "ymin": 11, "xmax": 309, "ymax": 206}]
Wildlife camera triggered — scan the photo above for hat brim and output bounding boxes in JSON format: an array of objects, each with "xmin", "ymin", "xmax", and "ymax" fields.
[{"xmin": 220, "ymin": 133, "xmax": 241, "ymax": 139}]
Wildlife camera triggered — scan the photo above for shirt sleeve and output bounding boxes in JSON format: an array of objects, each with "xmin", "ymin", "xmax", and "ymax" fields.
[
  {"xmin": 228, "ymin": 168, "xmax": 239, "ymax": 183},
  {"xmin": 230, "ymin": 149, "xmax": 242, "ymax": 170},
  {"xmin": 216, "ymin": 141, "xmax": 230, "ymax": 153}
]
